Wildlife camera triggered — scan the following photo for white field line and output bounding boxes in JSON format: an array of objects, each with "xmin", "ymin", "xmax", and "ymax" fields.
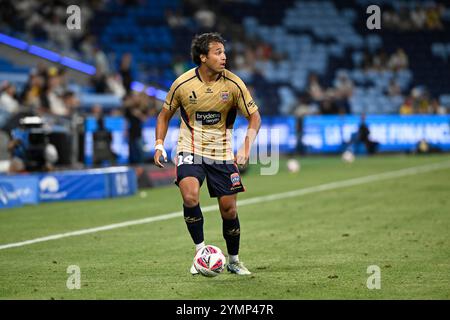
[{"xmin": 1, "ymin": 160, "xmax": 450, "ymax": 251}]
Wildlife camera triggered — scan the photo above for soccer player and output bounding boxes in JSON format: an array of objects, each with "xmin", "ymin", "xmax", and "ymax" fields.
[{"xmin": 154, "ymin": 33, "xmax": 261, "ymax": 275}]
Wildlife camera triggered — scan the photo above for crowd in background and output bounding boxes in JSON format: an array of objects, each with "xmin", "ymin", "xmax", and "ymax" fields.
[
  {"xmin": 0, "ymin": 65, "xmax": 79, "ymax": 127},
  {"xmin": 162, "ymin": 0, "xmax": 449, "ymax": 117},
  {"xmin": 2, "ymin": 0, "xmax": 448, "ymax": 121},
  {"xmin": 383, "ymin": 3, "xmax": 446, "ymax": 31},
  {"xmin": 0, "ymin": 0, "xmax": 105, "ymax": 55}
]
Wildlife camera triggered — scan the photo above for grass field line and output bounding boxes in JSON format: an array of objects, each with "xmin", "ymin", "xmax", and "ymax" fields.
[{"xmin": 1, "ymin": 160, "xmax": 450, "ymax": 251}]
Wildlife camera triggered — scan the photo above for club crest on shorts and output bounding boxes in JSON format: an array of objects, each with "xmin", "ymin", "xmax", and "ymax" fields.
[
  {"xmin": 220, "ymin": 91, "xmax": 229, "ymax": 102},
  {"xmin": 230, "ymin": 173, "xmax": 241, "ymax": 186}
]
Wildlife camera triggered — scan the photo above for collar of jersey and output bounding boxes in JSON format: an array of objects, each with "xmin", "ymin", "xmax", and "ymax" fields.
[{"xmin": 195, "ymin": 67, "xmax": 223, "ymax": 84}]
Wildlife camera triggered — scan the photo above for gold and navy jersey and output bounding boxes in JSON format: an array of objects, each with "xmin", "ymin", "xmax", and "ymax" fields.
[{"xmin": 163, "ymin": 67, "xmax": 258, "ymax": 160}]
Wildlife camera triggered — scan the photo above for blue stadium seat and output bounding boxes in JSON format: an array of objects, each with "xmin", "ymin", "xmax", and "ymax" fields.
[
  {"xmin": 0, "ymin": 72, "xmax": 29, "ymax": 84},
  {"xmin": 439, "ymin": 94, "xmax": 450, "ymax": 107},
  {"xmin": 79, "ymin": 94, "xmax": 122, "ymax": 110}
]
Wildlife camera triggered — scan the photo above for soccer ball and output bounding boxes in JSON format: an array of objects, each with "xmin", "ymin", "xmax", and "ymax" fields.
[
  {"xmin": 193, "ymin": 245, "xmax": 226, "ymax": 277},
  {"xmin": 342, "ymin": 151, "xmax": 355, "ymax": 163},
  {"xmin": 287, "ymin": 158, "xmax": 301, "ymax": 173}
]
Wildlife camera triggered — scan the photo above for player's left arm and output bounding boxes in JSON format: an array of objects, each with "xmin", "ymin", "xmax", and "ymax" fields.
[
  {"xmin": 236, "ymin": 110, "xmax": 261, "ymax": 166},
  {"xmin": 233, "ymin": 76, "xmax": 261, "ymax": 166}
]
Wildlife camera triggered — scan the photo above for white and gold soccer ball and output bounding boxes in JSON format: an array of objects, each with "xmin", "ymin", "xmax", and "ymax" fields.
[
  {"xmin": 193, "ymin": 245, "xmax": 226, "ymax": 277},
  {"xmin": 287, "ymin": 158, "xmax": 301, "ymax": 173},
  {"xmin": 342, "ymin": 151, "xmax": 355, "ymax": 163}
]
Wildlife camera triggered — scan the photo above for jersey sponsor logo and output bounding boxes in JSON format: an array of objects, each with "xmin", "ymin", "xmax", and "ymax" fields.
[
  {"xmin": 189, "ymin": 91, "xmax": 197, "ymax": 104},
  {"xmin": 221, "ymin": 91, "xmax": 230, "ymax": 102},
  {"xmin": 205, "ymin": 87, "xmax": 213, "ymax": 94},
  {"xmin": 230, "ymin": 172, "xmax": 241, "ymax": 187},
  {"xmin": 195, "ymin": 111, "xmax": 221, "ymax": 125}
]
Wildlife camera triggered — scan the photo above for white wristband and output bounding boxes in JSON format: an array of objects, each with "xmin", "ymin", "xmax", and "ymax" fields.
[{"xmin": 155, "ymin": 144, "xmax": 167, "ymax": 161}]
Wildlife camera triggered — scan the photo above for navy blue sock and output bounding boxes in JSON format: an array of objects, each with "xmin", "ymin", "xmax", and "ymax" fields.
[
  {"xmin": 183, "ymin": 204, "xmax": 204, "ymax": 245},
  {"xmin": 222, "ymin": 216, "xmax": 240, "ymax": 256}
]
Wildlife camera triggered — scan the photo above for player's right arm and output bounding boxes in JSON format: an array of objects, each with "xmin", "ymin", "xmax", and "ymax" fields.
[
  {"xmin": 154, "ymin": 107, "xmax": 177, "ymax": 167},
  {"xmin": 154, "ymin": 79, "xmax": 181, "ymax": 168}
]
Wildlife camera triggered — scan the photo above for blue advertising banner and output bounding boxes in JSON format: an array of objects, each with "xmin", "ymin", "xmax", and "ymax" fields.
[
  {"xmin": 0, "ymin": 176, "xmax": 39, "ymax": 204},
  {"xmin": 109, "ymin": 169, "xmax": 138, "ymax": 197},
  {"xmin": 0, "ymin": 182, "xmax": 23, "ymax": 209},
  {"xmin": 302, "ymin": 115, "xmax": 450, "ymax": 153},
  {"xmin": 38, "ymin": 167, "xmax": 137, "ymax": 202},
  {"xmin": 38, "ymin": 172, "xmax": 108, "ymax": 202},
  {"xmin": 84, "ymin": 116, "xmax": 298, "ymax": 165}
]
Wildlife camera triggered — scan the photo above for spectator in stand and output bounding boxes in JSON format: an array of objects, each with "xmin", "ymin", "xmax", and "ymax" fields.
[
  {"xmin": 41, "ymin": 67, "xmax": 67, "ymax": 117},
  {"xmin": 106, "ymin": 73, "xmax": 127, "ymax": 99},
  {"xmin": 344, "ymin": 114, "xmax": 378, "ymax": 155},
  {"xmin": 194, "ymin": 6, "xmax": 216, "ymax": 31},
  {"xmin": 293, "ymin": 94, "xmax": 319, "ymax": 118},
  {"xmin": 80, "ymin": 34, "xmax": 98, "ymax": 61},
  {"xmin": 425, "ymin": 4, "xmax": 444, "ymax": 30},
  {"xmin": 165, "ymin": 8, "xmax": 189, "ymax": 29},
  {"xmin": 410, "ymin": 5, "xmax": 427, "ymax": 30},
  {"xmin": 0, "ymin": 82, "xmax": 20, "ymax": 130},
  {"xmin": 307, "ymin": 73, "xmax": 326, "ymax": 103},
  {"xmin": 400, "ymin": 97, "xmax": 414, "ymax": 115},
  {"xmin": 119, "ymin": 53, "xmax": 134, "ymax": 94},
  {"xmin": 0, "ymin": 82, "xmax": 20, "ymax": 115},
  {"xmin": 372, "ymin": 49, "xmax": 389, "ymax": 71},
  {"xmin": 381, "ymin": 3, "xmax": 445, "ymax": 31},
  {"xmin": 123, "ymin": 93, "xmax": 147, "ymax": 164},
  {"xmin": 92, "ymin": 105, "xmax": 116, "ymax": 167},
  {"xmin": 45, "ymin": 13, "xmax": 71, "ymax": 51},
  {"xmin": 20, "ymin": 69, "xmax": 44, "ymax": 110},
  {"xmin": 94, "ymin": 46, "xmax": 110, "ymax": 75},
  {"xmin": 7, "ymin": 136, "xmax": 26, "ymax": 173},
  {"xmin": 388, "ymin": 48, "xmax": 409, "ymax": 71},
  {"xmin": 387, "ymin": 79, "xmax": 402, "ymax": 97},
  {"xmin": 405, "ymin": 87, "xmax": 430, "ymax": 114},
  {"xmin": 91, "ymin": 69, "xmax": 109, "ymax": 93},
  {"xmin": 62, "ymin": 91, "xmax": 80, "ymax": 117},
  {"xmin": 320, "ymin": 98, "xmax": 339, "ymax": 115},
  {"xmin": 429, "ymin": 98, "xmax": 447, "ymax": 114},
  {"xmin": 334, "ymin": 72, "xmax": 354, "ymax": 114}
]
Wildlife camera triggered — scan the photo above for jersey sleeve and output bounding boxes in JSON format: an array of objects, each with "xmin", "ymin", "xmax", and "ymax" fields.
[
  {"xmin": 162, "ymin": 79, "xmax": 181, "ymax": 111},
  {"xmin": 234, "ymin": 78, "xmax": 258, "ymax": 117}
]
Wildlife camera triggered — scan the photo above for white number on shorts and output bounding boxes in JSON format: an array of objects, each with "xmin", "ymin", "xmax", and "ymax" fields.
[{"xmin": 177, "ymin": 154, "xmax": 194, "ymax": 166}]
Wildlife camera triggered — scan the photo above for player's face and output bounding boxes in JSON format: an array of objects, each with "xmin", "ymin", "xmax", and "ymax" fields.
[{"xmin": 204, "ymin": 42, "xmax": 226, "ymax": 73}]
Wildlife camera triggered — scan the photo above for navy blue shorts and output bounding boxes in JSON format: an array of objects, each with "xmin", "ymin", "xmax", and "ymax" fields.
[{"xmin": 175, "ymin": 153, "xmax": 245, "ymax": 198}]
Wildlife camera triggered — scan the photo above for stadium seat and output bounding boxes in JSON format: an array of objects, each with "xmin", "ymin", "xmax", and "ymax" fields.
[{"xmin": 79, "ymin": 94, "xmax": 122, "ymax": 110}]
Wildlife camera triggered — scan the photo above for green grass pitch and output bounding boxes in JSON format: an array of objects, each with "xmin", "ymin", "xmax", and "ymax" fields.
[{"xmin": 1, "ymin": 154, "xmax": 449, "ymax": 299}]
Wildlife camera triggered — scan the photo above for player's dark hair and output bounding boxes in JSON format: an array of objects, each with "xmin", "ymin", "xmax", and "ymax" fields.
[{"xmin": 191, "ymin": 32, "xmax": 226, "ymax": 66}]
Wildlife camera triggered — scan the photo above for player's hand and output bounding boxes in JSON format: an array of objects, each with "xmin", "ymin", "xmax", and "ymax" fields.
[
  {"xmin": 235, "ymin": 147, "xmax": 249, "ymax": 169},
  {"xmin": 154, "ymin": 144, "xmax": 167, "ymax": 168}
]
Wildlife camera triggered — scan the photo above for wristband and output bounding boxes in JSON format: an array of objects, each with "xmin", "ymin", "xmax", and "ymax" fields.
[{"xmin": 155, "ymin": 144, "xmax": 167, "ymax": 161}]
